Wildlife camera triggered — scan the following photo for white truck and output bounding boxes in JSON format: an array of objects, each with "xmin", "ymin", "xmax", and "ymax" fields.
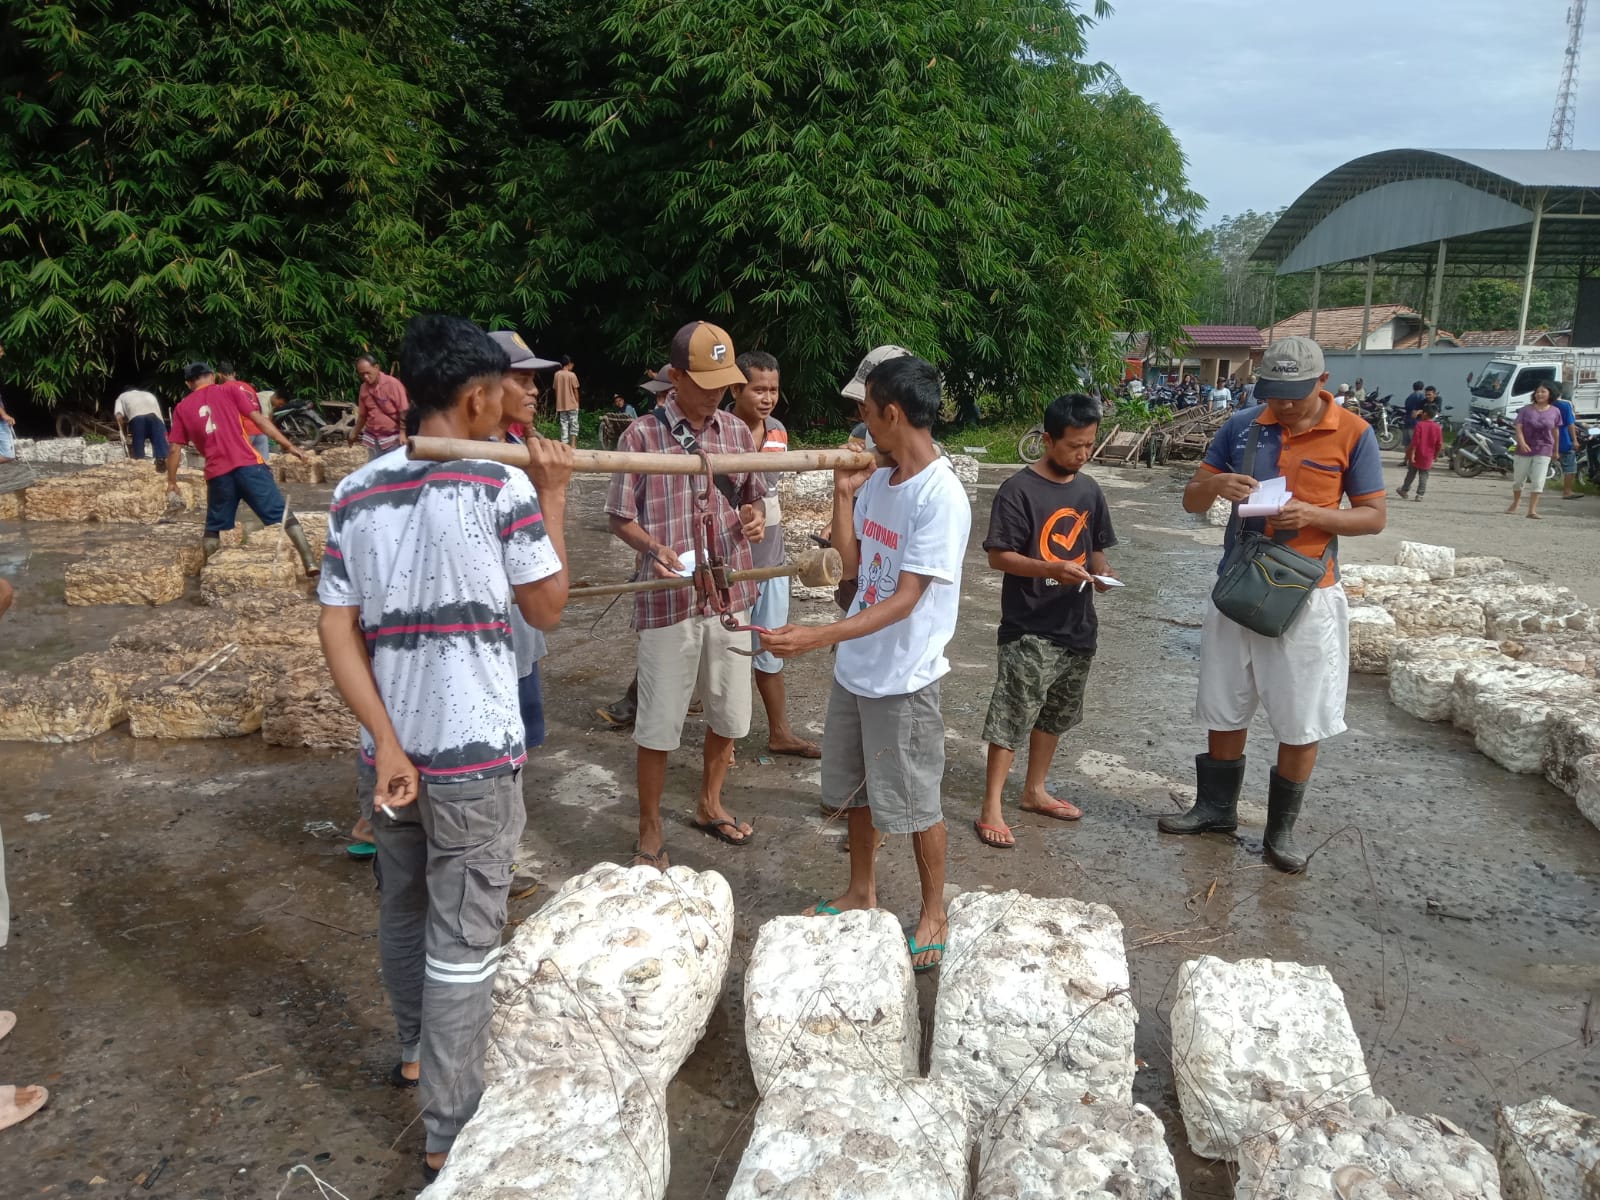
[{"xmin": 1467, "ymin": 348, "xmax": 1600, "ymax": 421}]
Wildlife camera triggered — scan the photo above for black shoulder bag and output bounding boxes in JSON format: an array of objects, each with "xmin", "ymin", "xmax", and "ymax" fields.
[{"xmin": 1210, "ymin": 424, "xmax": 1336, "ymax": 637}]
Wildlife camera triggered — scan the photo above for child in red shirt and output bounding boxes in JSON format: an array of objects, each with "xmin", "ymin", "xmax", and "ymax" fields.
[{"xmin": 1398, "ymin": 405, "xmax": 1443, "ymax": 501}]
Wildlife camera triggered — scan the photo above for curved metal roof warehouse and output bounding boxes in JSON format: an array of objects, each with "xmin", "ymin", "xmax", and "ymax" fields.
[{"xmin": 1252, "ymin": 148, "xmax": 1600, "ymax": 347}]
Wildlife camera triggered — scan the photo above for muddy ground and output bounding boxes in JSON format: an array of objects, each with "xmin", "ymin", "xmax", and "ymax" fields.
[{"xmin": 2, "ymin": 452, "xmax": 1598, "ymax": 1199}]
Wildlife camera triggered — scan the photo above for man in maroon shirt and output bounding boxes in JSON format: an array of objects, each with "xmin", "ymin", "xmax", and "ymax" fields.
[
  {"xmin": 351, "ymin": 353, "xmax": 411, "ymax": 459},
  {"xmin": 166, "ymin": 361, "xmax": 318, "ymax": 572}
]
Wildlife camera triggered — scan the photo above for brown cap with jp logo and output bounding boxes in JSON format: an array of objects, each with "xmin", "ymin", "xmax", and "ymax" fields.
[{"xmin": 669, "ymin": 321, "xmax": 746, "ymax": 390}]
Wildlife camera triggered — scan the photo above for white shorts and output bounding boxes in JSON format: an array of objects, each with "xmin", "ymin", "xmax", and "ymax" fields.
[
  {"xmin": 750, "ymin": 573, "xmax": 790, "ymax": 675},
  {"xmin": 1195, "ymin": 584, "xmax": 1349, "ymax": 745},
  {"xmin": 1512, "ymin": 453, "xmax": 1551, "ymax": 493},
  {"xmin": 635, "ymin": 612, "xmax": 753, "ymax": 750}
]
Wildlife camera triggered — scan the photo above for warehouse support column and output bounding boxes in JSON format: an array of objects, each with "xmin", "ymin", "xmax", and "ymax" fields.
[
  {"xmin": 1423, "ymin": 239, "xmax": 1447, "ymax": 381},
  {"xmin": 1354, "ymin": 257, "xmax": 1375, "ymax": 380},
  {"xmin": 1516, "ymin": 190, "xmax": 1546, "ymax": 347}
]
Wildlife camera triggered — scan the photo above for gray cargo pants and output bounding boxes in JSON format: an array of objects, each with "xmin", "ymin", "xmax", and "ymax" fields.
[{"xmin": 360, "ymin": 765, "xmax": 525, "ymax": 1155}]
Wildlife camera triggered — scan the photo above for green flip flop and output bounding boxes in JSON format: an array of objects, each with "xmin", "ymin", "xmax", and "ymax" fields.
[
  {"xmin": 346, "ymin": 841, "xmax": 377, "ymax": 859},
  {"xmin": 810, "ymin": 903, "xmax": 843, "ymax": 916},
  {"xmin": 906, "ymin": 934, "xmax": 945, "ymax": 973}
]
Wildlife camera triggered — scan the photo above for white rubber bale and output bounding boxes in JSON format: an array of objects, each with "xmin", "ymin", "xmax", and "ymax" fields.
[
  {"xmin": 1170, "ymin": 955, "xmax": 1372, "ymax": 1161},
  {"xmin": 930, "ymin": 890, "xmax": 1137, "ymax": 1119},
  {"xmin": 744, "ymin": 908, "xmax": 919, "ymax": 1095}
]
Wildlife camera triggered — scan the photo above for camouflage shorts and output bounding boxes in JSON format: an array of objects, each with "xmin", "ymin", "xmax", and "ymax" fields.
[{"xmin": 981, "ymin": 634, "xmax": 1094, "ymax": 750}]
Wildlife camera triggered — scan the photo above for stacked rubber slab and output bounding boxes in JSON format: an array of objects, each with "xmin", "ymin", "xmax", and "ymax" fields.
[
  {"xmin": 420, "ymin": 863, "xmax": 734, "ymax": 1200},
  {"xmin": 1171, "ymin": 955, "xmax": 1502, "ymax": 1198},
  {"xmin": 731, "ymin": 890, "xmax": 1180, "ymax": 1199},
  {"xmin": 1344, "ymin": 542, "xmax": 1600, "ymax": 833}
]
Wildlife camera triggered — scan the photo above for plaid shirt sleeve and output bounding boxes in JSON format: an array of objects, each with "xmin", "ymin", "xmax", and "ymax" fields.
[{"xmin": 604, "ymin": 420, "xmax": 647, "ymax": 521}]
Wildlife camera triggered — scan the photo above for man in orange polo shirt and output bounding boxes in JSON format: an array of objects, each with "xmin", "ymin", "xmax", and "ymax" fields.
[{"xmin": 1164, "ymin": 336, "xmax": 1386, "ymax": 874}]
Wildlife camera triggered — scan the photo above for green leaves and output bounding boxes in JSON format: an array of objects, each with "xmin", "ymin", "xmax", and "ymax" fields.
[
  {"xmin": 1, "ymin": 0, "xmax": 1199, "ymax": 419},
  {"xmin": 1, "ymin": 0, "xmax": 447, "ymax": 406}
]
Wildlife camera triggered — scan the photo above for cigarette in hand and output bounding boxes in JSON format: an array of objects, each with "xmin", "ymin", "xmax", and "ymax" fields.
[{"xmin": 380, "ymin": 804, "xmax": 397, "ymax": 820}]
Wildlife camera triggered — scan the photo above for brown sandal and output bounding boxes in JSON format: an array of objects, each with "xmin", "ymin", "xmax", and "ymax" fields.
[{"xmin": 631, "ymin": 845, "xmax": 670, "ymax": 871}]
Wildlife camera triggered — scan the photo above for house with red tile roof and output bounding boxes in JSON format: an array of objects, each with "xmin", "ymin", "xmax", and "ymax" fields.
[
  {"xmin": 1152, "ymin": 325, "xmax": 1264, "ymax": 387},
  {"xmin": 1455, "ymin": 328, "xmax": 1568, "ymax": 347},
  {"xmin": 1265, "ymin": 304, "xmax": 1459, "ymax": 351}
]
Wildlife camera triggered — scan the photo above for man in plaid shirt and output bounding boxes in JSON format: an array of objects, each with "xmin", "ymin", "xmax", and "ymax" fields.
[{"xmin": 606, "ymin": 321, "xmax": 766, "ymax": 867}]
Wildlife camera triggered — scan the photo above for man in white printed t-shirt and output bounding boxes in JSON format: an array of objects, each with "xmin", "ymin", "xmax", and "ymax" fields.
[
  {"xmin": 317, "ymin": 314, "xmax": 572, "ymax": 1179},
  {"xmin": 113, "ymin": 387, "xmax": 168, "ymax": 461},
  {"xmin": 761, "ymin": 353, "xmax": 971, "ymax": 974}
]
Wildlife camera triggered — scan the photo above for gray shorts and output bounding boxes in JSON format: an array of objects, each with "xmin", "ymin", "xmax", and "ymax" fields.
[
  {"xmin": 558, "ymin": 410, "xmax": 581, "ymax": 440},
  {"xmin": 821, "ymin": 679, "xmax": 945, "ymax": 834},
  {"xmin": 1561, "ymin": 449, "xmax": 1578, "ymax": 475}
]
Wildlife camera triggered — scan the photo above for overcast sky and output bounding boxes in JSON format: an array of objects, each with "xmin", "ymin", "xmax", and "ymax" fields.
[{"xmin": 1085, "ymin": 0, "xmax": 1595, "ymax": 225}]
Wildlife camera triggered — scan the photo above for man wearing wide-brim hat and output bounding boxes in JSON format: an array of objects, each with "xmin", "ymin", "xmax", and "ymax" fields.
[{"xmin": 1165, "ymin": 336, "xmax": 1387, "ymax": 874}]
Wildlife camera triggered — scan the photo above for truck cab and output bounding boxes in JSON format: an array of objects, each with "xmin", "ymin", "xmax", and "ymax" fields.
[{"xmin": 1469, "ymin": 350, "xmax": 1600, "ymax": 423}]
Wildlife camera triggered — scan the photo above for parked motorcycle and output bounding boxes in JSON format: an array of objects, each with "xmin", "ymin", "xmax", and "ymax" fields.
[
  {"xmin": 1356, "ymin": 390, "xmax": 1401, "ymax": 450},
  {"xmin": 1450, "ymin": 413, "xmax": 1561, "ymax": 482},
  {"xmin": 1018, "ymin": 423, "xmax": 1045, "ymax": 463},
  {"xmin": 271, "ymin": 395, "xmax": 354, "ymax": 445},
  {"xmin": 1579, "ymin": 424, "xmax": 1600, "ymax": 486}
]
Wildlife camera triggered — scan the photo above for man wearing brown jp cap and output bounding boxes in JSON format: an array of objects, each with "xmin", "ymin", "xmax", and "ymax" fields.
[{"xmin": 605, "ymin": 322, "xmax": 767, "ymax": 867}]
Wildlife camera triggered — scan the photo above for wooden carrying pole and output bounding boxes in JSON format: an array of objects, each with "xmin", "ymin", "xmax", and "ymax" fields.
[
  {"xmin": 568, "ymin": 548, "xmax": 842, "ymax": 601},
  {"xmin": 408, "ymin": 437, "xmax": 878, "ymax": 476}
]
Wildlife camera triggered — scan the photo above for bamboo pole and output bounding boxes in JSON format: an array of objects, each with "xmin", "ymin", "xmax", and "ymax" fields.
[
  {"xmin": 568, "ymin": 548, "xmax": 841, "ymax": 601},
  {"xmin": 408, "ymin": 437, "xmax": 879, "ymax": 476}
]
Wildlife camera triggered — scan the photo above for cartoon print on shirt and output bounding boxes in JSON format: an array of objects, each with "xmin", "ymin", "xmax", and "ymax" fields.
[{"xmin": 856, "ymin": 551, "xmax": 898, "ymax": 612}]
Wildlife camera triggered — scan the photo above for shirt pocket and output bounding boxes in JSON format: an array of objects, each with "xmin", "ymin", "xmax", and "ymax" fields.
[{"xmin": 1293, "ymin": 459, "xmax": 1345, "ymax": 508}]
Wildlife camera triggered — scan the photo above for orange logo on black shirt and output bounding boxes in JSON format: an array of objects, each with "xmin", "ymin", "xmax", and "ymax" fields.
[{"xmin": 1038, "ymin": 507, "xmax": 1089, "ymax": 565}]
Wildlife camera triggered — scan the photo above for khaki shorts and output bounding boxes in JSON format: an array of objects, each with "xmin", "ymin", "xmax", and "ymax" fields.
[
  {"xmin": 1512, "ymin": 453, "xmax": 1551, "ymax": 493},
  {"xmin": 1195, "ymin": 584, "xmax": 1349, "ymax": 746},
  {"xmin": 822, "ymin": 679, "xmax": 945, "ymax": 834},
  {"xmin": 635, "ymin": 612, "xmax": 754, "ymax": 750}
]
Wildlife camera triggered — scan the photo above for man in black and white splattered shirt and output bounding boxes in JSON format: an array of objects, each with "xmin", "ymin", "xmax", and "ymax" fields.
[{"xmin": 317, "ymin": 314, "xmax": 572, "ymax": 1178}]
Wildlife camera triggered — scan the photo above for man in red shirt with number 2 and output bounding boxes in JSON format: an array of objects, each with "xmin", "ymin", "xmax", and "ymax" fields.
[{"xmin": 166, "ymin": 360, "xmax": 320, "ymax": 574}]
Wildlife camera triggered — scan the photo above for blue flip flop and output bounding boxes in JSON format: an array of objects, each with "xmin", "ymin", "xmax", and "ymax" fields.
[{"xmin": 906, "ymin": 934, "xmax": 945, "ymax": 973}]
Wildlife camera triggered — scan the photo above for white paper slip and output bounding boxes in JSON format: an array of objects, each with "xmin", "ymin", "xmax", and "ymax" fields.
[
  {"xmin": 1093, "ymin": 575, "xmax": 1125, "ymax": 588},
  {"xmin": 674, "ymin": 549, "xmax": 697, "ymax": 577},
  {"xmin": 1235, "ymin": 496, "xmax": 1286, "ymax": 518},
  {"xmin": 1239, "ymin": 476, "xmax": 1291, "ymax": 517}
]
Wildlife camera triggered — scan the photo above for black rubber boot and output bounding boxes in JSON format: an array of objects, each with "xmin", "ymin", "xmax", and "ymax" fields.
[
  {"xmin": 1159, "ymin": 754, "xmax": 1243, "ymax": 834},
  {"xmin": 1263, "ymin": 768, "xmax": 1309, "ymax": 874},
  {"xmin": 283, "ymin": 512, "xmax": 320, "ymax": 577},
  {"xmin": 202, "ymin": 535, "xmax": 221, "ymax": 561}
]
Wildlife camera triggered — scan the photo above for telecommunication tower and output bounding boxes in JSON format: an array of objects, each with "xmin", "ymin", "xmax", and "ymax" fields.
[{"xmin": 1549, "ymin": 0, "xmax": 1588, "ymax": 150}]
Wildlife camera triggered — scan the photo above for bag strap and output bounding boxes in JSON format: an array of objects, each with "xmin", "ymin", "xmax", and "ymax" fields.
[
  {"xmin": 652, "ymin": 408, "xmax": 743, "ymax": 512},
  {"xmin": 1226, "ymin": 421, "xmax": 1338, "ymax": 565},
  {"xmin": 1223, "ymin": 423, "xmax": 1262, "ymax": 544}
]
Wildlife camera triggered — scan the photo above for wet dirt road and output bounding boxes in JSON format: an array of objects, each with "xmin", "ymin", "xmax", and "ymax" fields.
[{"xmin": 2, "ymin": 454, "xmax": 1597, "ymax": 1199}]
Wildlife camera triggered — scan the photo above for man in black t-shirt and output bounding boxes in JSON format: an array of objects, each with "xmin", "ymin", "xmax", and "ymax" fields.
[
  {"xmin": 1401, "ymin": 380, "xmax": 1426, "ymax": 447},
  {"xmin": 974, "ymin": 393, "xmax": 1117, "ymax": 848}
]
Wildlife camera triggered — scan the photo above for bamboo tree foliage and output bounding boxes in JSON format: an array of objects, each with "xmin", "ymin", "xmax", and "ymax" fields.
[
  {"xmin": 485, "ymin": 0, "xmax": 1204, "ymax": 414},
  {"xmin": 0, "ymin": 0, "xmax": 1202, "ymax": 417},
  {"xmin": 0, "ymin": 0, "xmax": 448, "ymax": 407}
]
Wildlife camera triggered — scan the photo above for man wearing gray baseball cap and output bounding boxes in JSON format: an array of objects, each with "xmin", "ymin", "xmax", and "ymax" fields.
[{"xmin": 1164, "ymin": 336, "xmax": 1387, "ymax": 874}]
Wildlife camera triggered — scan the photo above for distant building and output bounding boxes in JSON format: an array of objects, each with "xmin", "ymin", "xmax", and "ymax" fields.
[
  {"xmin": 1455, "ymin": 328, "xmax": 1568, "ymax": 348},
  {"xmin": 1150, "ymin": 325, "xmax": 1263, "ymax": 385},
  {"xmin": 1266, "ymin": 304, "xmax": 1459, "ymax": 351}
]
